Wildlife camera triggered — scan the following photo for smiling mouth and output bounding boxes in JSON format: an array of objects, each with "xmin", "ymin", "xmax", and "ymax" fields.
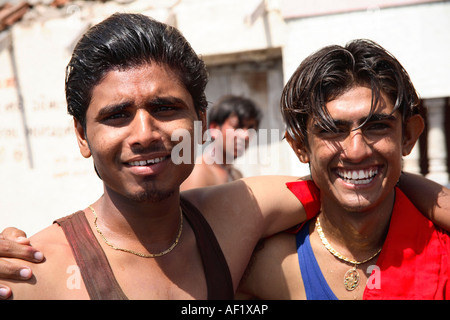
[
  {"xmin": 127, "ymin": 156, "xmax": 168, "ymax": 166},
  {"xmin": 335, "ymin": 167, "xmax": 379, "ymax": 185}
]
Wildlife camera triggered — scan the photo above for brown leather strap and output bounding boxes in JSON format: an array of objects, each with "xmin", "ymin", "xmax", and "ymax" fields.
[
  {"xmin": 55, "ymin": 212, "xmax": 128, "ymax": 300},
  {"xmin": 180, "ymin": 197, "xmax": 234, "ymax": 299}
]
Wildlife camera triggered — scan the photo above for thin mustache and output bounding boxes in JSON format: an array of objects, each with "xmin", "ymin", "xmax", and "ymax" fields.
[{"xmin": 130, "ymin": 144, "xmax": 171, "ymax": 155}]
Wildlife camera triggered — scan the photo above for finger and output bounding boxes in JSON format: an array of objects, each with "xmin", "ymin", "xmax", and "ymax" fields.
[
  {"xmin": 0, "ymin": 239, "xmax": 43, "ymax": 262},
  {"xmin": 0, "ymin": 259, "xmax": 32, "ymax": 281},
  {"xmin": 1, "ymin": 228, "xmax": 29, "ymax": 244},
  {"xmin": 0, "ymin": 285, "xmax": 11, "ymax": 300}
]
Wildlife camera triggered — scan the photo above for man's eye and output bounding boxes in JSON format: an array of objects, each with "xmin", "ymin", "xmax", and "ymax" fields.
[
  {"xmin": 105, "ymin": 113, "xmax": 129, "ymax": 121},
  {"xmin": 156, "ymin": 106, "xmax": 175, "ymax": 112},
  {"xmin": 100, "ymin": 112, "xmax": 130, "ymax": 125},
  {"xmin": 153, "ymin": 105, "xmax": 180, "ymax": 117},
  {"xmin": 320, "ymin": 127, "xmax": 346, "ymax": 136},
  {"xmin": 366, "ymin": 123, "xmax": 390, "ymax": 131},
  {"xmin": 108, "ymin": 113, "xmax": 127, "ymax": 119}
]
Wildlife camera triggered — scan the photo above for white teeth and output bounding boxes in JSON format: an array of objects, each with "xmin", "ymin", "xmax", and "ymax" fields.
[
  {"xmin": 358, "ymin": 170, "xmax": 365, "ymax": 179},
  {"xmin": 336, "ymin": 168, "xmax": 378, "ymax": 185},
  {"xmin": 128, "ymin": 157, "xmax": 165, "ymax": 166}
]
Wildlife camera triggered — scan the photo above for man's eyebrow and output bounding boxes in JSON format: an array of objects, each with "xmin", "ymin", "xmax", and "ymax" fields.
[
  {"xmin": 96, "ymin": 102, "xmax": 131, "ymax": 118},
  {"xmin": 311, "ymin": 119, "xmax": 351, "ymax": 131},
  {"xmin": 311, "ymin": 113, "xmax": 397, "ymax": 131},
  {"xmin": 96, "ymin": 96, "xmax": 189, "ymax": 118},
  {"xmin": 147, "ymin": 96, "xmax": 189, "ymax": 107},
  {"xmin": 363, "ymin": 113, "xmax": 397, "ymax": 123}
]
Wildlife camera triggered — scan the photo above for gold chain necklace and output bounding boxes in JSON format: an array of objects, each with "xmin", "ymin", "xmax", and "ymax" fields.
[
  {"xmin": 89, "ymin": 205, "xmax": 183, "ymax": 258},
  {"xmin": 315, "ymin": 216, "xmax": 381, "ymax": 291}
]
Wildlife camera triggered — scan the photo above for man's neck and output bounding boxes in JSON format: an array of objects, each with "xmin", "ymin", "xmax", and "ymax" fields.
[
  {"xmin": 317, "ymin": 190, "xmax": 395, "ymax": 259},
  {"xmin": 89, "ymin": 189, "xmax": 183, "ymax": 254}
]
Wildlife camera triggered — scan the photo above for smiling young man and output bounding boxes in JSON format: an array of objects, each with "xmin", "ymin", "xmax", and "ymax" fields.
[{"xmin": 236, "ymin": 40, "xmax": 450, "ymax": 300}]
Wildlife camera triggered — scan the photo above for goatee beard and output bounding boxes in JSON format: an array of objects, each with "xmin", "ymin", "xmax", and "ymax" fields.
[{"xmin": 130, "ymin": 189, "xmax": 175, "ymax": 203}]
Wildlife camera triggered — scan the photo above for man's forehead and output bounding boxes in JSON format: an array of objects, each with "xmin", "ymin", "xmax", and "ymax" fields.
[
  {"xmin": 239, "ymin": 117, "xmax": 258, "ymax": 128},
  {"xmin": 90, "ymin": 63, "xmax": 193, "ymax": 104},
  {"xmin": 225, "ymin": 114, "xmax": 258, "ymax": 128}
]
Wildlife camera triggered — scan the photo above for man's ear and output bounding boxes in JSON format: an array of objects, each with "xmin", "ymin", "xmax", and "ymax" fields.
[
  {"xmin": 74, "ymin": 118, "xmax": 91, "ymax": 158},
  {"xmin": 402, "ymin": 114, "xmax": 425, "ymax": 156},
  {"xmin": 285, "ymin": 131, "xmax": 310, "ymax": 164}
]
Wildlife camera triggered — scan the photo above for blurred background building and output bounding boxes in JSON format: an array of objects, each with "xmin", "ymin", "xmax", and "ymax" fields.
[{"xmin": 0, "ymin": 0, "xmax": 449, "ymax": 233}]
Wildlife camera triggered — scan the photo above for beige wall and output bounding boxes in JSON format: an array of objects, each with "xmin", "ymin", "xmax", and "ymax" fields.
[{"xmin": 281, "ymin": 1, "xmax": 450, "ymax": 98}]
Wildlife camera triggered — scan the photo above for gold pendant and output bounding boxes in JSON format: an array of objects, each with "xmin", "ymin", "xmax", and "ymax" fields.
[{"xmin": 344, "ymin": 266, "xmax": 360, "ymax": 291}]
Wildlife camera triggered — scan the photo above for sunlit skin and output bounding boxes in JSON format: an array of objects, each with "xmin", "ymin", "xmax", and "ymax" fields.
[
  {"xmin": 78, "ymin": 63, "xmax": 205, "ymax": 205},
  {"xmin": 72, "ymin": 64, "xmax": 211, "ymax": 289},
  {"xmin": 298, "ymin": 86, "xmax": 417, "ymax": 217},
  {"xmin": 0, "ymin": 62, "xmax": 310, "ymax": 299},
  {"xmin": 234, "ymin": 85, "xmax": 425, "ymax": 300},
  {"xmin": 281, "ymin": 86, "xmax": 418, "ymax": 299},
  {"xmin": 0, "ymin": 75, "xmax": 448, "ymax": 301},
  {"xmin": 288, "ymin": 85, "xmax": 424, "ymax": 298}
]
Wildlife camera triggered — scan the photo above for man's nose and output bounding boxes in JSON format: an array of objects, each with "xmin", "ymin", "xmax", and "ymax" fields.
[
  {"xmin": 128, "ymin": 110, "xmax": 161, "ymax": 147},
  {"xmin": 341, "ymin": 130, "xmax": 372, "ymax": 162}
]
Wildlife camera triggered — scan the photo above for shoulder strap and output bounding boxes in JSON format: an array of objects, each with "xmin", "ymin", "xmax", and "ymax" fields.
[
  {"xmin": 56, "ymin": 201, "xmax": 234, "ymax": 300},
  {"xmin": 180, "ymin": 197, "xmax": 234, "ymax": 299},
  {"xmin": 55, "ymin": 212, "xmax": 128, "ymax": 300},
  {"xmin": 296, "ymin": 221, "xmax": 338, "ymax": 300}
]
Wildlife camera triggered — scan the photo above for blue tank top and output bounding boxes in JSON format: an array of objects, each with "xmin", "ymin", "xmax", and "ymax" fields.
[{"xmin": 296, "ymin": 221, "xmax": 338, "ymax": 300}]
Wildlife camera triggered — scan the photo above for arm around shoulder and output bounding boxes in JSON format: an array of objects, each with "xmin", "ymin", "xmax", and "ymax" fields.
[
  {"xmin": 399, "ymin": 172, "xmax": 450, "ymax": 230},
  {"xmin": 1, "ymin": 224, "xmax": 88, "ymax": 300},
  {"xmin": 240, "ymin": 175, "xmax": 320, "ymax": 237},
  {"xmin": 0, "ymin": 227, "xmax": 45, "ymax": 299}
]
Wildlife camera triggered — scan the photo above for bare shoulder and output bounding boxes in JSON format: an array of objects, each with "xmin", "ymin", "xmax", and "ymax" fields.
[
  {"xmin": 181, "ymin": 179, "xmax": 266, "ymax": 240},
  {"xmin": 181, "ymin": 176, "xmax": 307, "ymax": 290},
  {"xmin": 181, "ymin": 175, "xmax": 309, "ymax": 250},
  {"xmin": 181, "ymin": 175, "xmax": 306, "ymax": 251},
  {"xmin": 241, "ymin": 175, "xmax": 305, "ymax": 206},
  {"xmin": 183, "ymin": 175, "xmax": 302, "ymax": 217},
  {"xmin": 241, "ymin": 175, "xmax": 299, "ymax": 188},
  {"xmin": 244, "ymin": 233, "xmax": 297, "ymax": 279},
  {"xmin": 3, "ymin": 223, "xmax": 88, "ymax": 300},
  {"xmin": 29, "ymin": 222, "xmax": 65, "ymax": 244},
  {"xmin": 237, "ymin": 232, "xmax": 301, "ymax": 299}
]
